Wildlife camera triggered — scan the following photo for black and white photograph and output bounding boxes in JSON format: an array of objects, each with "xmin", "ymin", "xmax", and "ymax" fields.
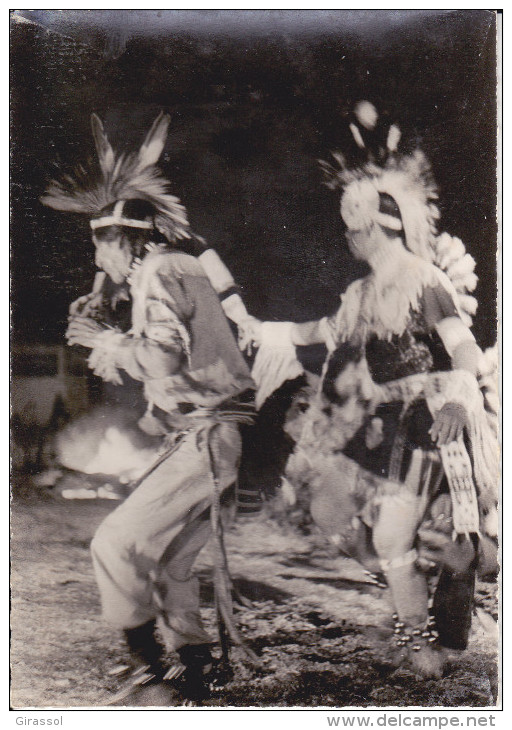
[{"xmin": 10, "ymin": 9, "xmax": 500, "ymax": 711}]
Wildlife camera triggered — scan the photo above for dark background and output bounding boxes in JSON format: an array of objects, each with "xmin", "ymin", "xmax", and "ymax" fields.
[{"xmin": 10, "ymin": 9, "xmax": 498, "ymax": 350}]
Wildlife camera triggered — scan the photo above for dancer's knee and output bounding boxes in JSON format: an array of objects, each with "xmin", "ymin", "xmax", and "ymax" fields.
[{"xmin": 91, "ymin": 518, "xmax": 126, "ymax": 563}]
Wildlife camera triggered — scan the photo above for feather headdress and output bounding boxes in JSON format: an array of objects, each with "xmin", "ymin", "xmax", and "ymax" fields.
[
  {"xmin": 40, "ymin": 112, "xmax": 190, "ymax": 240},
  {"xmin": 320, "ymin": 103, "xmax": 478, "ymax": 324},
  {"xmin": 320, "ymin": 148, "xmax": 440, "ymax": 263}
]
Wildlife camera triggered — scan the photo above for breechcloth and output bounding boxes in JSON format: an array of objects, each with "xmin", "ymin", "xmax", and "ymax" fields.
[{"xmin": 91, "ymin": 420, "xmax": 241, "ymax": 651}]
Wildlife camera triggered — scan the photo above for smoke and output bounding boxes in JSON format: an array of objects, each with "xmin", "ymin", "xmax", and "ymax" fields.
[{"xmin": 55, "ymin": 406, "xmax": 163, "ymax": 483}]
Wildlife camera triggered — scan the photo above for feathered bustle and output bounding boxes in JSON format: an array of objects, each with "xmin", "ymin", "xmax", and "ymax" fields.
[
  {"xmin": 446, "ymin": 253, "xmax": 477, "ymax": 284},
  {"xmin": 477, "ymin": 345, "xmax": 499, "ymax": 437},
  {"xmin": 457, "ymin": 293, "xmax": 478, "ymax": 316},
  {"xmin": 435, "ymin": 232, "xmax": 466, "ymax": 269},
  {"xmin": 432, "ymin": 232, "xmax": 479, "ymax": 325}
]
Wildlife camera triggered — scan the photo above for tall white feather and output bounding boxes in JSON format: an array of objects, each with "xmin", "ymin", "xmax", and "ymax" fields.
[
  {"xmin": 91, "ymin": 114, "xmax": 115, "ymax": 177},
  {"xmin": 136, "ymin": 111, "xmax": 170, "ymax": 172}
]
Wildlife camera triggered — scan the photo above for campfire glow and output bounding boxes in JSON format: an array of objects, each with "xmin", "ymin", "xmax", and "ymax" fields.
[
  {"xmin": 82, "ymin": 426, "xmax": 160, "ymax": 482},
  {"xmin": 56, "ymin": 407, "xmax": 162, "ymax": 486}
]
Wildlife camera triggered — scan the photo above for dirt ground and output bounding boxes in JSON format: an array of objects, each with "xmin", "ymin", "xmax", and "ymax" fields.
[{"xmin": 10, "ymin": 478, "xmax": 499, "ymax": 709}]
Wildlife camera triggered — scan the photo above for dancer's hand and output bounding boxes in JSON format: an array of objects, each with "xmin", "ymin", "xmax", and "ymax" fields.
[
  {"xmin": 69, "ymin": 291, "xmax": 104, "ymax": 318},
  {"xmin": 66, "ymin": 316, "xmax": 105, "ymax": 348},
  {"xmin": 430, "ymin": 402, "xmax": 468, "ymax": 445},
  {"xmin": 416, "ymin": 494, "xmax": 475, "ymax": 574},
  {"xmin": 238, "ymin": 317, "xmax": 262, "ymax": 354},
  {"xmin": 417, "ymin": 526, "xmax": 475, "ymax": 575}
]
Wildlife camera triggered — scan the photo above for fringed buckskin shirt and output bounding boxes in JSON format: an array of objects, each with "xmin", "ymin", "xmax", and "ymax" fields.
[{"xmin": 88, "ymin": 248, "xmax": 255, "ymax": 414}]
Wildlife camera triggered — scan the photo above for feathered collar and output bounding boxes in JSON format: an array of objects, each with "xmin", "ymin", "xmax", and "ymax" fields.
[{"xmin": 338, "ymin": 240, "xmax": 443, "ymax": 345}]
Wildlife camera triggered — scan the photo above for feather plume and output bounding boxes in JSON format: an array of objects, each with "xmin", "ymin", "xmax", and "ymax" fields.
[
  {"xmin": 91, "ymin": 114, "xmax": 115, "ymax": 177},
  {"xmin": 432, "ymin": 232, "xmax": 479, "ymax": 323},
  {"xmin": 479, "ymin": 345, "xmax": 498, "ymax": 377},
  {"xmin": 483, "ymin": 390, "xmax": 499, "ymax": 417},
  {"xmin": 386, "ymin": 124, "xmax": 401, "ymax": 152},
  {"xmin": 41, "ymin": 114, "xmax": 191, "ymax": 240},
  {"xmin": 136, "ymin": 111, "xmax": 170, "ymax": 172},
  {"xmin": 435, "ymin": 232, "xmax": 453, "ymax": 254},
  {"xmin": 447, "ymin": 253, "xmax": 477, "ymax": 282},
  {"xmin": 457, "ymin": 293, "xmax": 478, "ymax": 316},
  {"xmin": 436, "ymin": 233, "xmax": 466, "ymax": 270},
  {"xmin": 451, "ymin": 271, "xmax": 478, "ymax": 293},
  {"xmin": 349, "ymin": 122, "xmax": 366, "ymax": 150},
  {"xmin": 318, "ymin": 153, "xmax": 347, "ymax": 190},
  {"xmin": 479, "ymin": 347, "xmax": 499, "ymax": 433}
]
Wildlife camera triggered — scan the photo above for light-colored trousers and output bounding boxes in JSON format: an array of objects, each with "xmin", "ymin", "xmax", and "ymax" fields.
[{"xmin": 91, "ymin": 422, "xmax": 241, "ymax": 651}]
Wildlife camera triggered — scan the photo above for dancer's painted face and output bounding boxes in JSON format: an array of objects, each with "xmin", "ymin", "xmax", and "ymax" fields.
[
  {"xmin": 345, "ymin": 224, "xmax": 381, "ymax": 263},
  {"xmin": 93, "ymin": 227, "xmax": 133, "ymax": 284}
]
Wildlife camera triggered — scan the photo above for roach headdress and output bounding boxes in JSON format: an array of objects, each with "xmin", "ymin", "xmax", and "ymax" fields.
[
  {"xmin": 320, "ymin": 103, "xmax": 478, "ymax": 325},
  {"xmin": 40, "ymin": 112, "xmax": 190, "ymax": 241}
]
